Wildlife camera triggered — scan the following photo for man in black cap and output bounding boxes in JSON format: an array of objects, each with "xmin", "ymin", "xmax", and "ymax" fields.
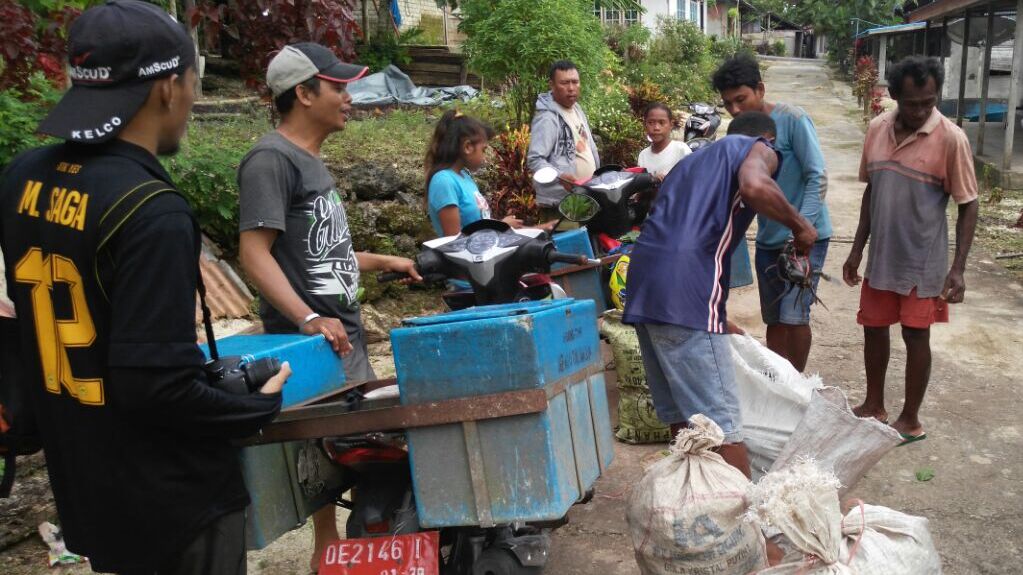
[
  {"xmin": 237, "ymin": 42, "xmax": 421, "ymax": 571},
  {"xmin": 0, "ymin": 2, "xmax": 290, "ymax": 573}
]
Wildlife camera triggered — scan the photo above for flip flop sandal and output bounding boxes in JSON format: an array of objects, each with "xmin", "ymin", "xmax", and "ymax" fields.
[{"xmin": 898, "ymin": 432, "xmax": 927, "ymax": 446}]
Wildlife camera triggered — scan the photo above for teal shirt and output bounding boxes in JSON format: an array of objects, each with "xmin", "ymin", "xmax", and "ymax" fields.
[
  {"xmin": 427, "ymin": 168, "xmax": 491, "ymax": 236},
  {"xmin": 757, "ymin": 103, "xmax": 833, "ymax": 248}
]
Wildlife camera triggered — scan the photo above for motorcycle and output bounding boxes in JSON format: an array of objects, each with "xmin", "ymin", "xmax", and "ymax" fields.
[
  {"xmin": 683, "ymin": 102, "xmax": 723, "ymax": 151},
  {"xmin": 534, "ymin": 165, "xmax": 655, "ymax": 256},
  {"xmin": 327, "ymin": 197, "xmax": 601, "ymax": 575}
]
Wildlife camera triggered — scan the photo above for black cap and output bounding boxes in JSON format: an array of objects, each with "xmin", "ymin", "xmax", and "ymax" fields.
[
  {"xmin": 266, "ymin": 42, "xmax": 368, "ymax": 97},
  {"xmin": 38, "ymin": 0, "xmax": 195, "ymax": 143}
]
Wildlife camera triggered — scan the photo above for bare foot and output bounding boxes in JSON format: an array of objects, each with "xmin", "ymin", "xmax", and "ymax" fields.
[
  {"xmin": 890, "ymin": 417, "xmax": 924, "ymax": 437},
  {"xmin": 851, "ymin": 403, "xmax": 888, "ymax": 424}
]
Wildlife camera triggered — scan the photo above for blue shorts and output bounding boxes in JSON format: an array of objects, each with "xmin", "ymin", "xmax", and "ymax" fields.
[
  {"xmin": 633, "ymin": 323, "xmax": 743, "ymax": 443},
  {"xmin": 755, "ymin": 239, "xmax": 830, "ymax": 326}
]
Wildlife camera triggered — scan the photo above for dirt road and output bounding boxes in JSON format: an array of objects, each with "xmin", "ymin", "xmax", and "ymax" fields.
[{"xmin": 548, "ymin": 58, "xmax": 1023, "ymax": 575}]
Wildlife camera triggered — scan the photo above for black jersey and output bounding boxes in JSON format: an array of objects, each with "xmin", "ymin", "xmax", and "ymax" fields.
[{"xmin": 0, "ymin": 140, "xmax": 281, "ymax": 572}]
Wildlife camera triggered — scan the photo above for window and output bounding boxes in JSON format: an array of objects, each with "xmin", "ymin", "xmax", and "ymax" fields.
[
  {"xmin": 677, "ymin": 0, "xmax": 701, "ymax": 24},
  {"xmin": 594, "ymin": 3, "xmax": 640, "ymax": 26}
]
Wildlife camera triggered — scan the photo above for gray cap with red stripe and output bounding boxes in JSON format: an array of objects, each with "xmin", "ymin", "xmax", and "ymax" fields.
[{"xmin": 266, "ymin": 43, "xmax": 368, "ymax": 97}]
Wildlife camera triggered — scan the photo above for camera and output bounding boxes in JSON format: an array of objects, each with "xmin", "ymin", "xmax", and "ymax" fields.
[{"xmin": 204, "ymin": 356, "xmax": 282, "ymax": 395}]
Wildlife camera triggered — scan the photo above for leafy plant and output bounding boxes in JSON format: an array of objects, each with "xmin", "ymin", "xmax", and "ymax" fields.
[
  {"xmin": 162, "ymin": 120, "xmax": 266, "ymax": 257},
  {"xmin": 627, "ymin": 79, "xmax": 669, "ymax": 118},
  {"xmin": 604, "ymin": 23, "xmax": 651, "ymax": 65},
  {"xmin": 709, "ymin": 35, "xmax": 754, "ymax": 60},
  {"xmin": 771, "ymin": 39, "xmax": 787, "ymax": 56},
  {"xmin": 0, "ymin": 72, "xmax": 61, "ymax": 170},
  {"xmin": 459, "ymin": 0, "xmax": 607, "ymax": 127},
  {"xmin": 585, "ymin": 73, "xmax": 646, "ymax": 165},
  {"xmin": 192, "ymin": 0, "xmax": 360, "ymax": 87},
  {"xmin": 356, "ymin": 27, "xmax": 426, "ymax": 72},
  {"xmin": 649, "ymin": 16, "xmax": 707, "ymax": 67},
  {"xmin": 0, "ymin": 0, "xmax": 81, "ymax": 89},
  {"xmin": 485, "ymin": 124, "xmax": 539, "ymax": 224}
]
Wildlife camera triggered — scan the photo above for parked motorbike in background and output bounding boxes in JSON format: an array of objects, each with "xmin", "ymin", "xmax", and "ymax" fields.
[{"xmin": 683, "ymin": 102, "xmax": 723, "ymax": 151}]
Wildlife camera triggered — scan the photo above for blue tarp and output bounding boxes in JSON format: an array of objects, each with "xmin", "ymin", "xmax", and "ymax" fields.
[{"xmin": 347, "ymin": 65, "xmax": 479, "ymax": 106}]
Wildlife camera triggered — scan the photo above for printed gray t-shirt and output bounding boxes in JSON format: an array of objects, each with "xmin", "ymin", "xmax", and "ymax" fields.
[{"xmin": 238, "ymin": 131, "xmax": 362, "ymax": 334}]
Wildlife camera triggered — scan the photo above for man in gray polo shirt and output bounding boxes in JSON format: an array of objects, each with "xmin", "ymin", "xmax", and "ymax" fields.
[
  {"xmin": 843, "ymin": 56, "xmax": 978, "ymax": 446},
  {"xmin": 237, "ymin": 42, "xmax": 421, "ymax": 570}
]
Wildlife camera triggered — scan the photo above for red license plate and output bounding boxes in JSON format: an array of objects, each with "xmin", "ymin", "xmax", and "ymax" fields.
[{"xmin": 318, "ymin": 531, "xmax": 440, "ymax": 575}]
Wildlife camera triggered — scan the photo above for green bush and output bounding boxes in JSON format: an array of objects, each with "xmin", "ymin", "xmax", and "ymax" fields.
[
  {"xmin": 0, "ymin": 73, "xmax": 60, "ymax": 170},
  {"xmin": 772, "ymin": 39, "xmax": 787, "ymax": 56},
  {"xmin": 163, "ymin": 119, "xmax": 268, "ymax": 258},
  {"xmin": 709, "ymin": 35, "xmax": 754, "ymax": 60},
  {"xmin": 605, "ymin": 23, "xmax": 651, "ymax": 65},
  {"xmin": 460, "ymin": 0, "xmax": 607, "ymax": 127},
  {"xmin": 585, "ymin": 70, "xmax": 645, "ymax": 166},
  {"xmin": 356, "ymin": 27, "xmax": 426, "ymax": 73},
  {"xmin": 649, "ymin": 17, "xmax": 708, "ymax": 67}
]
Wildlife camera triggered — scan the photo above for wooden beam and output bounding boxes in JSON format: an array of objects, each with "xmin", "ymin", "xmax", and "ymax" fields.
[
  {"xmin": 977, "ymin": 3, "xmax": 997, "ymax": 154},
  {"xmin": 957, "ymin": 13, "xmax": 972, "ymax": 126},
  {"xmin": 1003, "ymin": 0, "xmax": 1023, "ymax": 169},
  {"xmin": 909, "ymin": 0, "xmax": 988, "ymax": 23}
]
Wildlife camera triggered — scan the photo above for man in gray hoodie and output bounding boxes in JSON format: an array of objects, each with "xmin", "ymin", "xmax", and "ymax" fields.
[{"xmin": 527, "ymin": 60, "xmax": 600, "ymax": 207}]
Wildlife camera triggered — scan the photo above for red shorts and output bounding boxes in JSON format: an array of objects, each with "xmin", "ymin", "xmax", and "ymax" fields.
[{"xmin": 857, "ymin": 279, "xmax": 949, "ymax": 329}]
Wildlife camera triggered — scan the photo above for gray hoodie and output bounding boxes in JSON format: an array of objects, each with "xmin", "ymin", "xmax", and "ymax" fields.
[{"xmin": 527, "ymin": 92, "xmax": 600, "ymax": 206}]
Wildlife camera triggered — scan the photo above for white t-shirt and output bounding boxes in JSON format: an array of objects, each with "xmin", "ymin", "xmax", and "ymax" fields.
[
  {"xmin": 638, "ymin": 140, "xmax": 692, "ymax": 179},
  {"xmin": 558, "ymin": 104, "xmax": 597, "ymax": 181}
]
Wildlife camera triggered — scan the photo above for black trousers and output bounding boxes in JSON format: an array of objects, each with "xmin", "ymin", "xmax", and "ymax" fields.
[{"xmin": 155, "ymin": 510, "xmax": 246, "ymax": 575}]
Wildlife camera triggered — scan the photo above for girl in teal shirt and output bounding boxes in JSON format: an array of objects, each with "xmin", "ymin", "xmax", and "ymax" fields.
[{"xmin": 425, "ymin": 110, "xmax": 522, "ymax": 236}]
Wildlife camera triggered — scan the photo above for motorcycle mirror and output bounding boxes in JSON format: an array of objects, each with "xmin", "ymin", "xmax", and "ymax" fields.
[
  {"xmin": 558, "ymin": 193, "xmax": 600, "ymax": 223},
  {"xmin": 533, "ymin": 167, "xmax": 559, "ymax": 185}
]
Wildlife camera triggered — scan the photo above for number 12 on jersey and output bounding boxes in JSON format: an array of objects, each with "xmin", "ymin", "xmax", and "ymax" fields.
[{"xmin": 14, "ymin": 247, "xmax": 104, "ymax": 406}]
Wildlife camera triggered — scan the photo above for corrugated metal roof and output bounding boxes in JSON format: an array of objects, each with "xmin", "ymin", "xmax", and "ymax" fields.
[
  {"xmin": 196, "ymin": 236, "xmax": 254, "ymax": 323},
  {"xmin": 857, "ymin": 22, "xmax": 927, "ymax": 38}
]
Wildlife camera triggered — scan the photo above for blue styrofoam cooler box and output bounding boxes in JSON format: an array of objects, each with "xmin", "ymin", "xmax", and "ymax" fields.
[
  {"xmin": 391, "ymin": 299, "xmax": 615, "ymax": 528},
  {"xmin": 552, "ymin": 228, "xmax": 606, "ymax": 313},
  {"xmin": 200, "ymin": 334, "xmax": 348, "ymax": 549}
]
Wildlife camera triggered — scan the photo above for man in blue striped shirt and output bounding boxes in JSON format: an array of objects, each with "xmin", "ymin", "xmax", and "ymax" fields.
[{"xmin": 623, "ymin": 113, "xmax": 817, "ymax": 477}]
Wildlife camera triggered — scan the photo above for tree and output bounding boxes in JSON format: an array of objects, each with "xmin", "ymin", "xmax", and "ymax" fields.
[
  {"xmin": 749, "ymin": 0, "xmax": 902, "ymax": 68},
  {"xmin": 459, "ymin": 0, "xmax": 608, "ymax": 126}
]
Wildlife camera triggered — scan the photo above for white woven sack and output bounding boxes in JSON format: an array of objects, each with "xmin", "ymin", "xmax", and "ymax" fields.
[
  {"xmin": 748, "ymin": 462, "xmax": 941, "ymax": 575},
  {"xmin": 770, "ymin": 387, "xmax": 902, "ymax": 495},
  {"xmin": 838, "ymin": 504, "xmax": 942, "ymax": 575},
  {"xmin": 729, "ymin": 334, "xmax": 820, "ymax": 479},
  {"xmin": 626, "ymin": 415, "xmax": 767, "ymax": 575}
]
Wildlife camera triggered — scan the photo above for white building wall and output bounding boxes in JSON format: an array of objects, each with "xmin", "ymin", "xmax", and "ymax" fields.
[{"xmin": 640, "ymin": 0, "xmax": 705, "ymax": 32}]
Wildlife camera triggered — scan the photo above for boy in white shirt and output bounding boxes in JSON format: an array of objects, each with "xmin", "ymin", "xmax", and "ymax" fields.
[{"xmin": 637, "ymin": 103, "xmax": 692, "ymax": 180}]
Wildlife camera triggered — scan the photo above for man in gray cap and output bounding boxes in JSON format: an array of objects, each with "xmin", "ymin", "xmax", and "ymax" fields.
[{"xmin": 237, "ymin": 42, "xmax": 421, "ymax": 570}]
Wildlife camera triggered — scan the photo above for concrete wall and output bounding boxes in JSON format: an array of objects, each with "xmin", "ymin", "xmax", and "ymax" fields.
[
  {"xmin": 705, "ymin": 4, "xmax": 729, "ymax": 38},
  {"xmin": 742, "ymin": 29, "xmax": 798, "ymax": 56},
  {"xmin": 640, "ymin": 0, "xmax": 705, "ymax": 32},
  {"xmin": 943, "ymin": 39, "xmax": 1014, "ymax": 101},
  {"xmin": 357, "ymin": 0, "xmax": 457, "ymax": 45}
]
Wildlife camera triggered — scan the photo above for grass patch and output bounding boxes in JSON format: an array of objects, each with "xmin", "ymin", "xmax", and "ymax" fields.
[{"xmin": 323, "ymin": 108, "xmax": 437, "ymax": 170}]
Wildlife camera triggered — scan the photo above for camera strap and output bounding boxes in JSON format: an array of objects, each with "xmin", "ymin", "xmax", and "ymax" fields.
[{"xmin": 96, "ymin": 180, "xmax": 220, "ymax": 360}]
